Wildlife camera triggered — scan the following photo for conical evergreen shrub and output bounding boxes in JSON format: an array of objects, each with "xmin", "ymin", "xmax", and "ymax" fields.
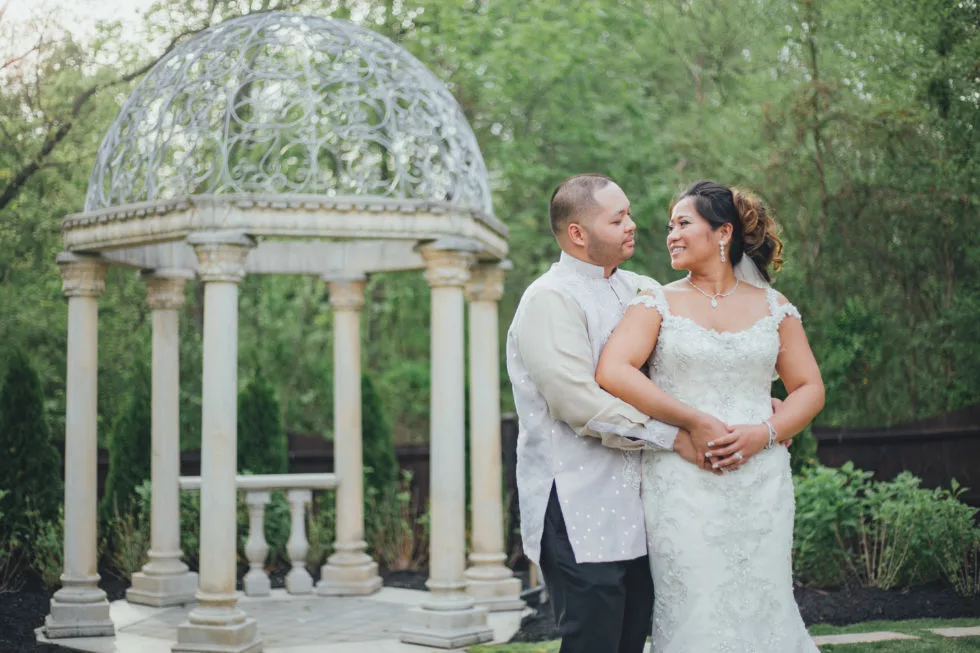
[
  {"xmin": 0, "ymin": 348, "xmax": 63, "ymax": 539},
  {"xmin": 362, "ymin": 373, "xmax": 396, "ymax": 492},
  {"xmin": 237, "ymin": 375, "xmax": 287, "ymax": 474},
  {"xmin": 100, "ymin": 360, "xmax": 152, "ymax": 521}
]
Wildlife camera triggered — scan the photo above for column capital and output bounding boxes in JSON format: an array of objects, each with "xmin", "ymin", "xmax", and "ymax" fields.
[
  {"xmin": 187, "ymin": 231, "xmax": 254, "ymax": 283},
  {"xmin": 328, "ymin": 278, "xmax": 366, "ymax": 311},
  {"xmin": 141, "ymin": 269, "xmax": 194, "ymax": 310},
  {"xmin": 421, "ymin": 247, "xmax": 475, "ymax": 288},
  {"xmin": 465, "ymin": 261, "xmax": 511, "ymax": 303},
  {"xmin": 57, "ymin": 253, "xmax": 108, "ymax": 298}
]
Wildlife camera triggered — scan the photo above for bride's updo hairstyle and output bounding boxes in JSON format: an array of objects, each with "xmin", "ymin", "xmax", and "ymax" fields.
[{"xmin": 672, "ymin": 180, "xmax": 784, "ymax": 282}]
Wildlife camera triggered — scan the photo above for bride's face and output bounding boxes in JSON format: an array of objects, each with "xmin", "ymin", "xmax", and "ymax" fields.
[{"xmin": 666, "ymin": 197, "xmax": 725, "ymax": 271}]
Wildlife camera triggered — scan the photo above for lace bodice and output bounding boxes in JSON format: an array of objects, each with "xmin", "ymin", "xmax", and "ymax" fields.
[{"xmin": 629, "ymin": 285, "xmax": 801, "ymax": 425}]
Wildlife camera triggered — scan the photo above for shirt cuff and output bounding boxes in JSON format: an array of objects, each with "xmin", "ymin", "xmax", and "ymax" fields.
[{"xmin": 585, "ymin": 418, "xmax": 679, "ymax": 451}]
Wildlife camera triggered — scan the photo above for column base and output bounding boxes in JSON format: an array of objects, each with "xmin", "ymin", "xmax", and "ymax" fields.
[
  {"xmin": 127, "ymin": 570, "xmax": 199, "ymax": 607},
  {"xmin": 43, "ymin": 594, "xmax": 114, "ymax": 639},
  {"xmin": 400, "ymin": 604, "xmax": 494, "ymax": 649},
  {"xmin": 464, "ymin": 569, "xmax": 526, "ymax": 612},
  {"xmin": 285, "ymin": 566, "xmax": 314, "ymax": 595},
  {"xmin": 316, "ymin": 556, "xmax": 382, "ymax": 596},
  {"xmin": 174, "ymin": 617, "xmax": 262, "ymax": 653},
  {"xmin": 243, "ymin": 569, "xmax": 271, "ymax": 597}
]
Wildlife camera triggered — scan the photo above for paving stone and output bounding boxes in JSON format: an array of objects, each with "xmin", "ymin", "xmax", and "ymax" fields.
[
  {"xmin": 928, "ymin": 626, "xmax": 980, "ymax": 638},
  {"xmin": 811, "ymin": 631, "xmax": 921, "ymax": 646}
]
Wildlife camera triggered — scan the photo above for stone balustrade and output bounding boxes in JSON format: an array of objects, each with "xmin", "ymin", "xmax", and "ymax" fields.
[{"xmin": 178, "ymin": 473, "xmax": 338, "ymax": 597}]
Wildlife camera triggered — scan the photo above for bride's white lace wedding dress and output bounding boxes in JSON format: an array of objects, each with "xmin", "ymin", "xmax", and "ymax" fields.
[{"xmin": 632, "ymin": 285, "xmax": 817, "ymax": 653}]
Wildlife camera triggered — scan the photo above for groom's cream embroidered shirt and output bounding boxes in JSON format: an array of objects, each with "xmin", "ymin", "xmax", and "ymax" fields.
[{"xmin": 508, "ymin": 252, "xmax": 679, "ymax": 565}]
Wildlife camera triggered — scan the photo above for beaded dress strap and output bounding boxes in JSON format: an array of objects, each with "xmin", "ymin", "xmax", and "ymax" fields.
[{"xmin": 627, "ymin": 285, "xmax": 670, "ymax": 319}]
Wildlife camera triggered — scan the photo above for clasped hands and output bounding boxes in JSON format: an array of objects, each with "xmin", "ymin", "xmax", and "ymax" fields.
[{"xmin": 672, "ymin": 399, "xmax": 790, "ymax": 474}]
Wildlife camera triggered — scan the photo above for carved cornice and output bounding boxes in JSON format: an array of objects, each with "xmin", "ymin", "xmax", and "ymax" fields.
[
  {"xmin": 188, "ymin": 232, "xmax": 254, "ymax": 283},
  {"xmin": 466, "ymin": 262, "xmax": 508, "ymax": 302},
  {"xmin": 328, "ymin": 279, "xmax": 366, "ymax": 311},
  {"xmin": 57, "ymin": 253, "xmax": 107, "ymax": 298},
  {"xmin": 141, "ymin": 270, "xmax": 193, "ymax": 310},
  {"xmin": 421, "ymin": 247, "xmax": 474, "ymax": 288}
]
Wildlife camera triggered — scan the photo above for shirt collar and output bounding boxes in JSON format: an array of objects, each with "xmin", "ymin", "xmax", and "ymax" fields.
[{"xmin": 557, "ymin": 251, "xmax": 616, "ymax": 280}]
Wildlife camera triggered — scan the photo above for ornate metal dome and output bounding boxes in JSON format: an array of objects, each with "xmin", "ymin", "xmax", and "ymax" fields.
[{"xmin": 84, "ymin": 12, "xmax": 493, "ymax": 218}]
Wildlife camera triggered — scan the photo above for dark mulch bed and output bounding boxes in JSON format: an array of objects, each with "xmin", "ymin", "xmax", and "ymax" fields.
[
  {"xmin": 512, "ymin": 581, "xmax": 980, "ymax": 643},
  {"xmin": 4, "ymin": 568, "xmax": 978, "ymax": 651}
]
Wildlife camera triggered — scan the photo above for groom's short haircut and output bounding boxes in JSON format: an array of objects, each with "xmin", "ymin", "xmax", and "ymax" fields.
[{"xmin": 549, "ymin": 173, "xmax": 615, "ymax": 237}]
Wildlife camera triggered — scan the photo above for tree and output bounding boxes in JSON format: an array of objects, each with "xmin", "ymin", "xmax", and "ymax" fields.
[
  {"xmin": 362, "ymin": 373, "xmax": 397, "ymax": 492},
  {"xmin": 0, "ymin": 348, "xmax": 62, "ymax": 538},
  {"xmin": 100, "ymin": 360, "xmax": 152, "ymax": 520},
  {"xmin": 237, "ymin": 375, "xmax": 288, "ymax": 474}
]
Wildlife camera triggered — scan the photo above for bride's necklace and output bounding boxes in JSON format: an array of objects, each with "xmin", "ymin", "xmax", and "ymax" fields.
[{"xmin": 685, "ymin": 275, "xmax": 739, "ymax": 309}]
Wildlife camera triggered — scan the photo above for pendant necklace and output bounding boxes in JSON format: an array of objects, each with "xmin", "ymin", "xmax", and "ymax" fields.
[{"xmin": 685, "ymin": 276, "xmax": 739, "ymax": 309}]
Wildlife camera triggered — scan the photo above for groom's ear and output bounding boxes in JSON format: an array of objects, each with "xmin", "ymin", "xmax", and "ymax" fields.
[{"xmin": 567, "ymin": 222, "xmax": 588, "ymax": 247}]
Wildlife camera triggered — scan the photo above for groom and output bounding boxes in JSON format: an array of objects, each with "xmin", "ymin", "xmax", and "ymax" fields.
[{"xmin": 506, "ymin": 174, "xmax": 726, "ymax": 653}]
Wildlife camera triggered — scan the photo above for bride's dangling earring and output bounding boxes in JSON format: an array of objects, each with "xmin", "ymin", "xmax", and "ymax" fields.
[{"xmin": 719, "ymin": 241, "xmax": 726, "ymax": 263}]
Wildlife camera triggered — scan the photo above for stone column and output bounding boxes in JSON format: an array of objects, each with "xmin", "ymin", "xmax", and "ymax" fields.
[
  {"xmin": 128, "ymin": 269, "xmax": 198, "ymax": 607},
  {"xmin": 317, "ymin": 276, "xmax": 382, "ymax": 596},
  {"xmin": 44, "ymin": 253, "xmax": 114, "ymax": 639},
  {"xmin": 402, "ymin": 244, "xmax": 493, "ymax": 649},
  {"xmin": 464, "ymin": 262, "xmax": 524, "ymax": 611},
  {"xmin": 174, "ymin": 232, "xmax": 261, "ymax": 653}
]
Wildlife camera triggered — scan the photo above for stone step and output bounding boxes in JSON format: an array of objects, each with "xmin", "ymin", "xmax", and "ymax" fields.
[
  {"xmin": 811, "ymin": 632, "xmax": 921, "ymax": 646},
  {"xmin": 928, "ymin": 626, "xmax": 980, "ymax": 639}
]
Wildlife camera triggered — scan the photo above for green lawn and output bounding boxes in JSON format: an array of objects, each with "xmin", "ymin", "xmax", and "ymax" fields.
[{"xmin": 468, "ymin": 619, "xmax": 980, "ymax": 653}]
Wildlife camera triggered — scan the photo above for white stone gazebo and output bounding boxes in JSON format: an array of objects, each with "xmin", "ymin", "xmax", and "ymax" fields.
[{"xmin": 46, "ymin": 12, "xmax": 521, "ymax": 652}]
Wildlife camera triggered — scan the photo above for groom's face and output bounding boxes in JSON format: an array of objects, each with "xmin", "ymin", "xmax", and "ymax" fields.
[{"xmin": 581, "ymin": 183, "xmax": 637, "ymax": 267}]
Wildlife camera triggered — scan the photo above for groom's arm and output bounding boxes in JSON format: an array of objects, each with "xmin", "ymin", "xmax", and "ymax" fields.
[{"xmin": 516, "ymin": 288, "xmax": 679, "ymax": 452}]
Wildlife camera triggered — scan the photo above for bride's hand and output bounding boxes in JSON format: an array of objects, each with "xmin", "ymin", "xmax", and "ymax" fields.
[{"xmin": 705, "ymin": 424, "xmax": 769, "ymax": 471}]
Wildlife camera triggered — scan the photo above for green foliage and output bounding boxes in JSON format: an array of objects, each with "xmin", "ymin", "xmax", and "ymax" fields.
[
  {"xmin": 307, "ymin": 490, "xmax": 337, "ymax": 569},
  {"xmin": 923, "ymin": 480, "xmax": 980, "ymax": 597},
  {"xmin": 362, "ymin": 374, "xmax": 397, "ymax": 492},
  {"xmin": 237, "ymin": 375, "xmax": 288, "ymax": 475},
  {"xmin": 793, "ymin": 465, "xmax": 978, "ymax": 590},
  {"xmin": 105, "ymin": 481, "xmax": 151, "ymax": 581},
  {"xmin": 24, "ymin": 507, "xmax": 64, "ymax": 589},
  {"xmin": 365, "ymin": 470, "xmax": 428, "ymax": 571},
  {"xmin": 0, "ymin": 348, "xmax": 62, "ymax": 540},
  {"xmin": 789, "ymin": 426, "xmax": 819, "ymax": 476},
  {"xmin": 793, "ymin": 462, "xmax": 871, "ymax": 587},
  {"xmin": 100, "ymin": 360, "xmax": 152, "ymax": 522}
]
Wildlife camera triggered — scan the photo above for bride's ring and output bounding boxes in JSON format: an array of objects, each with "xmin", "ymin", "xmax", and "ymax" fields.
[{"xmin": 734, "ymin": 451, "xmax": 744, "ymax": 461}]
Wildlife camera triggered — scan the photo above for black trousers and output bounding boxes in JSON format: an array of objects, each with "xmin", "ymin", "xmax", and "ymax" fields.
[{"xmin": 539, "ymin": 484, "xmax": 654, "ymax": 653}]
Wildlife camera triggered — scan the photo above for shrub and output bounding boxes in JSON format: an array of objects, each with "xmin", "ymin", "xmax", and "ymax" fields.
[
  {"xmin": 24, "ymin": 507, "xmax": 64, "ymax": 589},
  {"xmin": 0, "ymin": 490, "xmax": 25, "ymax": 593},
  {"xmin": 100, "ymin": 360, "xmax": 151, "ymax": 522},
  {"xmin": 793, "ymin": 462, "xmax": 869, "ymax": 586},
  {"xmin": 793, "ymin": 464, "xmax": 978, "ymax": 590},
  {"xmin": 924, "ymin": 480, "xmax": 980, "ymax": 597},
  {"xmin": 789, "ymin": 426, "xmax": 819, "ymax": 475},
  {"xmin": 307, "ymin": 490, "xmax": 337, "ymax": 569},
  {"xmin": 365, "ymin": 470, "xmax": 428, "ymax": 571},
  {"xmin": 237, "ymin": 375, "xmax": 288, "ymax": 475},
  {"xmin": 105, "ymin": 481, "xmax": 151, "ymax": 580},
  {"xmin": 0, "ymin": 348, "xmax": 62, "ymax": 539},
  {"xmin": 362, "ymin": 374, "xmax": 397, "ymax": 493}
]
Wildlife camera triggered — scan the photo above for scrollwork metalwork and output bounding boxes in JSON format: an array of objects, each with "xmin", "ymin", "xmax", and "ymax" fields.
[{"xmin": 85, "ymin": 13, "xmax": 493, "ymax": 220}]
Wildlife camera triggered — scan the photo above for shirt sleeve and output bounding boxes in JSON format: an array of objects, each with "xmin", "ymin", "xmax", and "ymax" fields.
[{"xmin": 515, "ymin": 287, "xmax": 679, "ymax": 451}]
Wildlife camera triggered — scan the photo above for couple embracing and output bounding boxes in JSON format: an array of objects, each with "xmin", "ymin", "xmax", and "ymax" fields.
[{"xmin": 507, "ymin": 175, "xmax": 825, "ymax": 652}]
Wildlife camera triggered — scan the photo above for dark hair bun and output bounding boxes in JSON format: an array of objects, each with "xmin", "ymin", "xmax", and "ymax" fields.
[{"xmin": 732, "ymin": 188, "xmax": 783, "ymax": 274}]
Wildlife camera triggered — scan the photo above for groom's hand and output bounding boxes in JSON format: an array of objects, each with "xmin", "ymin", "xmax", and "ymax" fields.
[
  {"xmin": 689, "ymin": 414, "xmax": 731, "ymax": 470},
  {"xmin": 674, "ymin": 431, "xmax": 723, "ymax": 475}
]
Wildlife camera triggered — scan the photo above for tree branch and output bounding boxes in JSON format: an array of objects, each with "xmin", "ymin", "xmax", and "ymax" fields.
[{"xmin": 0, "ymin": 21, "xmax": 212, "ymax": 213}]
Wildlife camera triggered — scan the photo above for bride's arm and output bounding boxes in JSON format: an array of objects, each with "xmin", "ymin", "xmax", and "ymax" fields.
[
  {"xmin": 709, "ymin": 302, "xmax": 825, "ymax": 469},
  {"xmin": 596, "ymin": 298, "xmax": 727, "ymax": 467}
]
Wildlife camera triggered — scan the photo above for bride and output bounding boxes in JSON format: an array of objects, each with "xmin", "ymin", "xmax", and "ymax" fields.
[{"xmin": 596, "ymin": 180, "xmax": 824, "ymax": 651}]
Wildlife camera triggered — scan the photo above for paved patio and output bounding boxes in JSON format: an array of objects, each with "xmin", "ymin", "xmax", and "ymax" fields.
[{"xmin": 36, "ymin": 588, "xmax": 529, "ymax": 653}]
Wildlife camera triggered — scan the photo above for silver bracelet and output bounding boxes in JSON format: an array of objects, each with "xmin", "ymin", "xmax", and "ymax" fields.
[{"xmin": 763, "ymin": 419, "xmax": 777, "ymax": 449}]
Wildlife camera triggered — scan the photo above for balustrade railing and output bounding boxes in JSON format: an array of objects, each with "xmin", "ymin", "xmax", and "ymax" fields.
[{"xmin": 178, "ymin": 473, "xmax": 338, "ymax": 597}]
